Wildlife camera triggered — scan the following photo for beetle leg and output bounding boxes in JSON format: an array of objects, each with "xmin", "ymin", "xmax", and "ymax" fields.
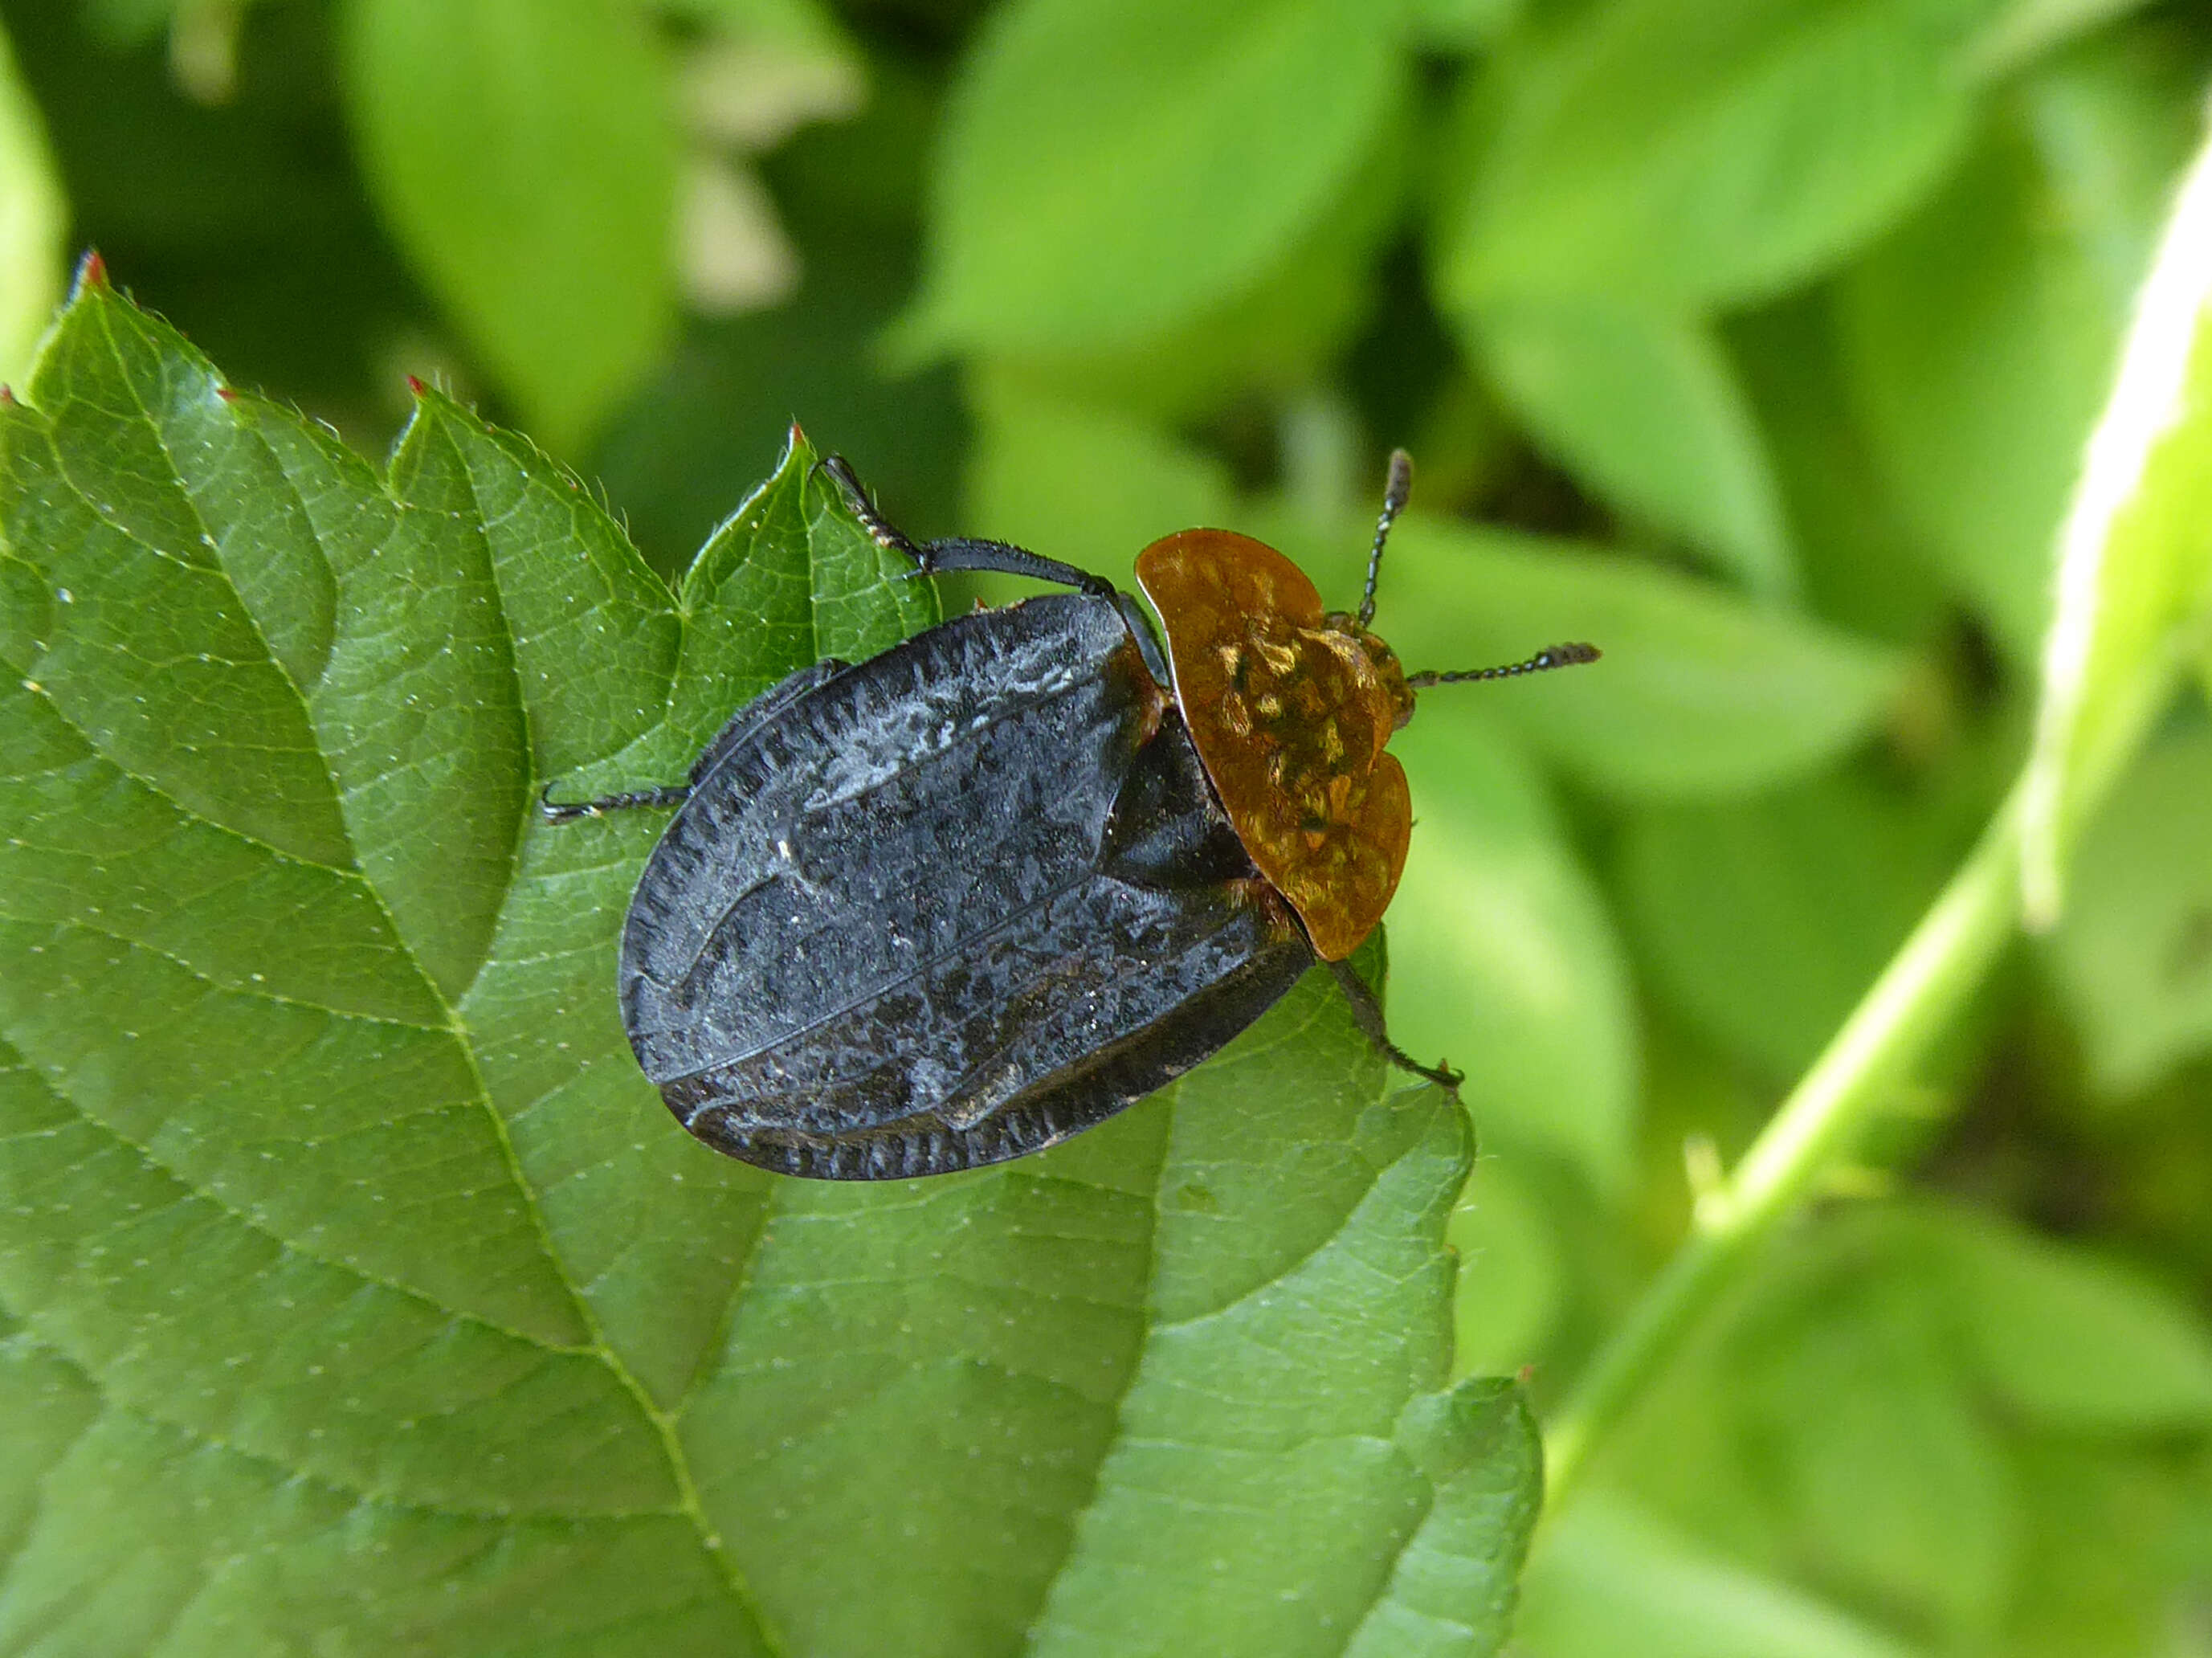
[
  {"xmin": 538, "ymin": 781, "xmax": 690, "ymax": 823},
  {"xmin": 1324, "ymin": 958, "xmax": 1463, "ymax": 1095},
  {"xmin": 816, "ymin": 452, "xmax": 926, "ymax": 560},
  {"xmin": 819, "ymin": 451, "xmax": 1116, "ymax": 597},
  {"xmin": 541, "ymin": 659, "xmax": 856, "ymax": 827},
  {"xmin": 907, "ymin": 536, "xmax": 1118, "ymax": 598}
]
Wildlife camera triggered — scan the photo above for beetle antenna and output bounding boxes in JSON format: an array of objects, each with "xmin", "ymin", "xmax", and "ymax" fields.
[
  {"xmin": 1406, "ymin": 642, "xmax": 1601, "ymax": 688},
  {"xmin": 1356, "ymin": 448, "xmax": 1414, "ymax": 628}
]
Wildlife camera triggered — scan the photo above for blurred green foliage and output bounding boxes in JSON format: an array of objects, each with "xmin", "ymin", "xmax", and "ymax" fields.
[{"xmin": 5, "ymin": 0, "xmax": 2212, "ymax": 1651}]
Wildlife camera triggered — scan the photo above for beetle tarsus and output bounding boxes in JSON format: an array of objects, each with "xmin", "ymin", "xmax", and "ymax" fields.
[
  {"xmin": 821, "ymin": 452, "xmax": 1116, "ymax": 598},
  {"xmin": 818, "ymin": 452, "xmax": 926, "ymax": 560},
  {"xmin": 1386, "ymin": 1044, "xmax": 1463, "ymax": 1095},
  {"xmin": 539, "ymin": 780, "xmax": 692, "ymax": 823},
  {"xmin": 1325, "ymin": 957, "xmax": 1460, "ymax": 1096}
]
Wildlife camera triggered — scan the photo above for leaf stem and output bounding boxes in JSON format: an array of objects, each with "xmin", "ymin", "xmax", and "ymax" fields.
[{"xmin": 1541, "ymin": 786, "xmax": 2026, "ymax": 1512}]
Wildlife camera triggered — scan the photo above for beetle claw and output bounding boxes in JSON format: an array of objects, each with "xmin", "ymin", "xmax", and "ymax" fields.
[{"xmin": 538, "ymin": 782, "xmax": 598, "ymax": 823}]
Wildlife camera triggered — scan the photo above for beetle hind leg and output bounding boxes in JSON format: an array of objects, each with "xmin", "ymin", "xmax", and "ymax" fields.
[{"xmin": 1325, "ymin": 958, "xmax": 1463, "ymax": 1096}]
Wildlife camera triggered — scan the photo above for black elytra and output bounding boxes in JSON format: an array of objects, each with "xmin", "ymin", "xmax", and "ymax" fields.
[{"xmin": 543, "ymin": 451, "xmax": 1598, "ymax": 1180}]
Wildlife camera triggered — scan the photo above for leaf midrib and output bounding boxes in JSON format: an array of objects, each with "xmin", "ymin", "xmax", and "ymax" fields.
[
  {"xmin": 40, "ymin": 316, "xmax": 777, "ymax": 1643},
  {"xmin": 418, "ymin": 399, "xmax": 777, "ymax": 1644}
]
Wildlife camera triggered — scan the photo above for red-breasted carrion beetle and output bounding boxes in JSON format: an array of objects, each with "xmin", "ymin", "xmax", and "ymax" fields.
[{"xmin": 543, "ymin": 450, "xmax": 1598, "ymax": 1180}]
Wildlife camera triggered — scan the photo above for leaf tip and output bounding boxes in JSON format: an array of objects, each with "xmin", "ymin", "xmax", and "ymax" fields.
[
  {"xmin": 406, "ymin": 374, "xmax": 427, "ymax": 398},
  {"xmin": 0, "ymin": 385, "xmax": 13, "ymax": 407},
  {"xmin": 74, "ymin": 249, "xmax": 108, "ymax": 293},
  {"xmin": 786, "ymin": 416, "xmax": 809, "ymax": 448},
  {"xmin": 215, "ymin": 385, "xmax": 239, "ymax": 403}
]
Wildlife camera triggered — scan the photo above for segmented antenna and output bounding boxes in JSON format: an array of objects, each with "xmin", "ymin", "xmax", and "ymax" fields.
[
  {"xmin": 1406, "ymin": 643, "xmax": 1601, "ymax": 688},
  {"xmin": 1357, "ymin": 448, "xmax": 1414, "ymax": 628}
]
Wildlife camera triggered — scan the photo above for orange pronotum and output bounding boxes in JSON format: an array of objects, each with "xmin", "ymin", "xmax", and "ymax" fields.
[{"xmin": 1135, "ymin": 529, "xmax": 1414, "ymax": 962}]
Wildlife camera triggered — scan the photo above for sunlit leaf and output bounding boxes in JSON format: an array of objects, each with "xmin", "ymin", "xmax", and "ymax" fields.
[
  {"xmin": 1433, "ymin": 0, "xmax": 1977, "ymax": 312},
  {"xmin": 0, "ymin": 19, "xmax": 62, "ymax": 388},
  {"xmin": 963, "ymin": 112, "xmax": 1410, "ymax": 425},
  {"xmin": 341, "ymin": 0, "xmax": 678, "ymax": 451},
  {"xmin": 0, "ymin": 276, "xmax": 1540, "ymax": 1655},
  {"xmin": 1999, "ymin": 1440, "xmax": 2206, "ymax": 1658},
  {"xmin": 900, "ymin": 0, "xmax": 1405, "ymax": 353},
  {"xmin": 1468, "ymin": 296, "xmax": 1795, "ymax": 597},
  {"xmin": 2020, "ymin": 107, "xmax": 2212, "ymax": 921},
  {"xmin": 1838, "ymin": 43, "xmax": 2199, "ymax": 663}
]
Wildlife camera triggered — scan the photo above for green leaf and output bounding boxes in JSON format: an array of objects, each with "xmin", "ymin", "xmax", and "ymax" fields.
[
  {"xmin": 341, "ymin": 0, "xmax": 679, "ymax": 451},
  {"xmin": 1964, "ymin": 0, "xmax": 2157, "ymax": 81},
  {"xmin": 1838, "ymin": 45, "xmax": 2198, "ymax": 665},
  {"xmin": 1927, "ymin": 1207, "xmax": 2212, "ymax": 1433},
  {"xmin": 1732, "ymin": 296, "xmax": 1949, "ymax": 647},
  {"xmin": 1616, "ymin": 766, "xmax": 1973, "ymax": 1080},
  {"xmin": 1998, "ymin": 1440, "xmax": 2209, "ymax": 1658},
  {"xmin": 1261, "ymin": 509, "xmax": 1903, "ymax": 798},
  {"xmin": 1468, "ymin": 296, "xmax": 1795, "ymax": 596},
  {"xmin": 0, "ymin": 276, "xmax": 1541, "ymax": 1653},
  {"xmin": 1389, "ymin": 709, "xmax": 1638, "ymax": 1190},
  {"xmin": 2046, "ymin": 727, "xmax": 2212, "ymax": 1093},
  {"xmin": 0, "ymin": 19, "xmax": 63, "ymax": 388},
  {"xmin": 1447, "ymin": 1155, "xmax": 1565, "ymax": 1381},
  {"xmin": 960, "ymin": 108, "xmax": 1410, "ymax": 424},
  {"xmin": 1433, "ymin": 0, "xmax": 1977, "ymax": 313},
  {"xmin": 1339, "ymin": 1380, "xmax": 1543, "ymax": 1657},
  {"xmin": 964, "ymin": 374, "xmax": 1237, "ymax": 586},
  {"xmin": 1516, "ymin": 1497, "xmax": 1928, "ymax": 1658},
  {"xmin": 1727, "ymin": 1219, "xmax": 2022, "ymax": 1643},
  {"xmin": 2019, "ymin": 104, "xmax": 2212, "ymax": 920},
  {"xmin": 900, "ymin": 0, "xmax": 1406, "ymax": 353},
  {"xmin": 1406, "ymin": 0, "xmax": 1520, "ymax": 52}
]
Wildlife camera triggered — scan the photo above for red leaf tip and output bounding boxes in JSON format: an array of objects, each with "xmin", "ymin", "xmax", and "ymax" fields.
[
  {"xmin": 76, "ymin": 250, "xmax": 108, "ymax": 291},
  {"xmin": 215, "ymin": 386, "xmax": 239, "ymax": 403},
  {"xmin": 406, "ymin": 374, "xmax": 427, "ymax": 397},
  {"xmin": 0, "ymin": 386, "xmax": 14, "ymax": 406}
]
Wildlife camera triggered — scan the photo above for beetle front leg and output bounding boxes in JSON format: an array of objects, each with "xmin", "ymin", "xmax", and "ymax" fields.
[
  {"xmin": 538, "ymin": 782, "xmax": 691, "ymax": 823},
  {"xmin": 904, "ymin": 536, "xmax": 1117, "ymax": 597},
  {"xmin": 818, "ymin": 453, "xmax": 1115, "ymax": 597},
  {"xmin": 1325, "ymin": 958, "xmax": 1463, "ymax": 1094}
]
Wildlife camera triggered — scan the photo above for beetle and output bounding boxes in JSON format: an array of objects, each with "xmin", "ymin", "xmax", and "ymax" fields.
[{"xmin": 543, "ymin": 448, "xmax": 1597, "ymax": 1180}]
